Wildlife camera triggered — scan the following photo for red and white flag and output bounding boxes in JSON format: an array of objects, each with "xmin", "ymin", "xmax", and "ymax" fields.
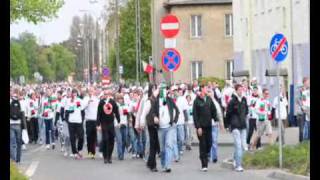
[{"xmin": 142, "ymin": 61, "xmax": 154, "ymax": 74}]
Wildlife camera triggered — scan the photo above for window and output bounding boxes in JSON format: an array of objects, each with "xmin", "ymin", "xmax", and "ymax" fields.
[
  {"xmin": 225, "ymin": 14, "xmax": 233, "ymax": 37},
  {"xmin": 191, "ymin": 15, "xmax": 202, "ymax": 38},
  {"xmin": 191, "ymin": 61, "xmax": 203, "ymax": 80},
  {"xmin": 226, "ymin": 60, "xmax": 234, "ymax": 80}
]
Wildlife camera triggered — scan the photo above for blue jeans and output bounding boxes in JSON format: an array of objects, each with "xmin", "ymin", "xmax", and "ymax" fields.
[
  {"xmin": 303, "ymin": 120, "xmax": 310, "ymax": 140},
  {"xmin": 128, "ymin": 126, "xmax": 137, "ymax": 155},
  {"xmin": 38, "ymin": 117, "xmax": 45, "ymax": 143},
  {"xmin": 210, "ymin": 125, "xmax": 219, "ymax": 161},
  {"xmin": 136, "ymin": 128, "xmax": 146, "ymax": 156},
  {"xmin": 10, "ymin": 124, "xmax": 22, "ymax": 163},
  {"xmin": 172, "ymin": 125, "xmax": 179, "ymax": 161},
  {"xmin": 144, "ymin": 126, "xmax": 150, "ymax": 161},
  {"xmin": 232, "ymin": 129, "xmax": 247, "ymax": 168},
  {"xmin": 44, "ymin": 119, "xmax": 55, "ymax": 145},
  {"xmin": 115, "ymin": 126, "xmax": 127, "ymax": 159},
  {"xmin": 176, "ymin": 124, "xmax": 185, "ymax": 153},
  {"xmin": 158, "ymin": 126, "xmax": 175, "ymax": 169}
]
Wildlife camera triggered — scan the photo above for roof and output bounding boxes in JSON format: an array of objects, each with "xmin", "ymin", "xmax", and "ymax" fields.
[{"xmin": 164, "ymin": 0, "xmax": 232, "ymax": 8}]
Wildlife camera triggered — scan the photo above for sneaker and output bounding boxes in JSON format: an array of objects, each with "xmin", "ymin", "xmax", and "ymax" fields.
[
  {"xmin": 163, "ymin": 168, "xmax": 171, "ymax": 173},
  {"xmin": 235, "ymin": 166, "xmax": 244, "ymax": 172},
  {"xmin": 179, "ymin": 151, "xmax": 183, "ymax": 155},
  {"xmin": 51, "ymin": 143, "xmax": 55, "ymax": 150},
  {"xmin": 64, "ymin": 152, "xmax": 68, "ymax": 157},
  {"xmin": 46, "ymin": 145, "xmax": 50, "ymax": 150},
  {"xmin": 22, "ymin": 145, "xmax": 27, "ymax": 150},
  {"xmin": 186, "ymin": 145, "xmax": 192, "ymax": 151},
  {"xmin": 99, "ymin": 153, "xmax": 103, "ymax": 158},
  {"xmin": 61, "ymin": 147, "xmax": 65, "ymax": 152},
  {"xmin": 213, "ymin": 159, "xmax": 218, "ymax": 163},
  {"xmin": 70, "ymin": 154, "xmax": 75, "ymax": 158},
  {"xmin": 75, "ymin": 154, "xmax": 82, "ymax": 160},
  {"xmin": 201, "ymin": 167, "xmax": 208, "ymax": 172},
  {"xmin": 233, "ymin": 160, "xmax": 236, "ymax": 169}
]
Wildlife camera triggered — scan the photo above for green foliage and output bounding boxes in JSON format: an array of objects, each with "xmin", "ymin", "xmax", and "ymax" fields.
[
  {"xmin": 243, "ymin": 142, "xmax": 310, "ymax": 176},
  {"xmin": 198, "ymin": 77, "xmax": 225, "ymax": 88},
  {"xmin": 10, "ymin": 32, "xmax": 76, "ymax": 83},
  {"xmin": 10, "ymin": 42, "xmax": 29, "ymax": 80},
  {"xmin": 10, "ymin": 0, "xmax": 64, "ymax": 24},
  {"xmin": 109, "ymin": 0, "xmax": 151, "ymax": 82},
  {"xmin": 10, "ymin": 161, "xmax": 28, "ymax": 180}
]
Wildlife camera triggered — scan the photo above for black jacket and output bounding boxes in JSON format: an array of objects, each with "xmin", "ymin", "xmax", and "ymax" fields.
[
  {"xmin": 226, "ymin": 94, "xmax": 248, "ymax": 131},
  {"xmin": 193, "ymin": 95, "xmax": 218, "ymax": 129},
  {"xmin": 146, "ymin": 96, "xmax": 159, "ymax": 127},
  {"xmin": 96, "ymin": 98, "xmax": 120, "ymax": 128}
]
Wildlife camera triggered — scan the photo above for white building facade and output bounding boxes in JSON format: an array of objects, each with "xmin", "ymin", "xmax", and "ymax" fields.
[{"xmin": 232, "ymin": 0, "xmax": 310, "ymax": 120}]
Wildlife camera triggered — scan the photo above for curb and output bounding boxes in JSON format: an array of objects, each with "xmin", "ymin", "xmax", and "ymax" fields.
[
  {"xmin": 191, "ymin": 142, "xmax": 269, "ymax": 146},
  {"xmin": 268, "ymin": 171, "xmax": 310, "ymax": 180},
  {"xmin": 221, "ymin": 158, "xmax": 310, "ymax": 180}
]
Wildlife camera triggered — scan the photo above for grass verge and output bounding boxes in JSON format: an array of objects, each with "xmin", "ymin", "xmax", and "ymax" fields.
[
  {"xmin": 10, "ymin": 161, "xmax": 28, "ymax": 180},
  {"xmin": 243, "ymin": 141, "xmax": 310, "ymax": 176}
]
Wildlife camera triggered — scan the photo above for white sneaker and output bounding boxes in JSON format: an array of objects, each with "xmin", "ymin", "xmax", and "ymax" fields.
[
  {"xmin": 22, "ymin": 145, "xmax": 27, "ymax": 150},
  {"xmin": 201, "ymin": 167, "xmax": 208, "ymax": 172},
  {"xmin": 61, "ymin": 147, "xmax": 65, "ymax": 152},
  {"xmin": 179, "ymin": 151, "xmax": 183, "ymax": 155},
  {"xmin": 233, "ymin": 160, "xmax": 236, "ymax": 169},
  {"xmin": 46, "ymin": 145, "xmax": 50, "ymax": 149},
  {"xmin": 64, "ymin": 152, "xmax": 68, "ymax": 157},
  {"xmin": 235, "ymin": 166, "xmax": 244, "ymax": 172},
  {"xmin": 99, "ymin": 153, "xmax": 103, "ymax": 158},
  {"xmin": 70, "ymin": 154, "xmax": 75, "ymax": 158},
  {"xmin": 244, "ymin": 147, "xmax": 248, "ymax": 151}
]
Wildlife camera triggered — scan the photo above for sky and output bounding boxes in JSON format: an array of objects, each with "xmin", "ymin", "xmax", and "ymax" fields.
[{"xmin": 10, "ymin": 0, "xmax": 107, "ymax": 45}]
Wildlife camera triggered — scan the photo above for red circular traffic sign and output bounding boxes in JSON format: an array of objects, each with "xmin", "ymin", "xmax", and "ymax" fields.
[
  {"xmin": 160, "ymin": 15, "xmax": 180, "ymax": 38},
  {"xmin": 161, "ymin": 48, "xmax": 181, "ymax": 72}
]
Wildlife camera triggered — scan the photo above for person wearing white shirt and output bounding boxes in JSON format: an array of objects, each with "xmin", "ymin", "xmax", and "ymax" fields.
[
  {"xmin": 183, "ymin": 85, "xmax": 196, "ymax": 102},
  {"xmin": 114, "ymin": 93, "xmax": 129, "ymax": 160},
  {"xmin": 272, "ymin": 86, "xmax": 288, "ymax": 145},
  {"xmin": 25, "ymin": 93, "xmax": 39, "ymax": 144},
  {"xmin": 83, "ymin": 88, "xmax": 100, "ymax": 158},
  {"xmin": 185, "ymin": 95, "xmax": 194, "ymax": 150},
  {"xmin": 41, "ymin": 90, "xmax": 56, "ymax": 150},
  {"xmin": 65, "ymin": 89, "xmax": 85, "ymax": 159},
  {"xmin": 175, "ymin": 89, "xmax": 188, "ymax": 156},
  {"xmin": 207, "ymin": 88, "xmax": 225, "ymax": 163}
]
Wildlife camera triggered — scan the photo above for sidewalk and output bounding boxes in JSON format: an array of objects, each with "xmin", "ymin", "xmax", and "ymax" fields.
[{"xmin": 191, "ymin": 127, "xmax": 299, "ymax": 146}]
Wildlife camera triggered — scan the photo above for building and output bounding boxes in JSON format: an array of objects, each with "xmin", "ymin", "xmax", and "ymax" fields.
[
  {"xmin": 152, "ymin": 0, "xmax": 233, "ymax": 83},
  {"xmin": 232, "ymin": 0, "xmax": 310, "ymax": 121}
]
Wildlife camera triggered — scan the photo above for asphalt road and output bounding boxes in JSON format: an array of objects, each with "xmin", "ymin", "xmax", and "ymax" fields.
[{"xmin": 17, "ymin": 143, "xmax": 274, "ymax": 180}]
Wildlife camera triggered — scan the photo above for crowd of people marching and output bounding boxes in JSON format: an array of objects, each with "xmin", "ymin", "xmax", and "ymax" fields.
[{"xmin": 10, "ymin": 76, "xmax": 310, "ymax": 173}]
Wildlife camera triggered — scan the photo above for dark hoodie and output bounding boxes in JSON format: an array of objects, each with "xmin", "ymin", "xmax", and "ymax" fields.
[{"xmin": 226, "ymin": 93, "xmax": 248, "ymax": 131}]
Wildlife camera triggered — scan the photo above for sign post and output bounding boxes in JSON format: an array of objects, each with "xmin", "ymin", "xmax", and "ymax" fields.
[{"xmin": 269, "ymin": 33, "xmax": 288, "ymax": 169}]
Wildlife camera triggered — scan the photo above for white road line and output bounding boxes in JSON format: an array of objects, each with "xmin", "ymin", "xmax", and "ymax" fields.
[{"xmin": 25, "ymin": 161, "xmax": 39, "ymax": 178}]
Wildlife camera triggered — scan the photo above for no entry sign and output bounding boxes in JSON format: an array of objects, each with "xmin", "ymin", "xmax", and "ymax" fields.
[
  {"xmin": 161, "ymin": 48, "xmax": 181, "ymax": 72},
  {"xmin": 269, "ymin": 33, "xmax": 288, "ymax": 62},
  {"xmin": 160, "ymin": 15, "xmax": 180, "ymax": 38}
]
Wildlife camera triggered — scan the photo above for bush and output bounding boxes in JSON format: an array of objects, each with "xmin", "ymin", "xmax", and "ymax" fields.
[
  {"xmin": 243, "ymin": 141, "xmax": 310, "ymax": 176},
  {"xmin": 198, "ymin": 77, "xmax": 225, "ymax": 88},
  {"xmin": 10, "ymin": 161, "xmax": 28, "ymax": 180}
]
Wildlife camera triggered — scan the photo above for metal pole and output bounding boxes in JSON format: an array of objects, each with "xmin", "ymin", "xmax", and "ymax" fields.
[
  {"xmin": 277, "ymin": 63, "xmax": 283, "ymax": 169},
  {"xmin": 115, "ymin": 0, "xmax": 121, "ymax": 82},
  {"xmin": 138, "ymin": 0, "xmax": 142, "ymax": 83},
  {"xmin": 135, "ymin": 0, "xmax": 139, "ymax": 83}
]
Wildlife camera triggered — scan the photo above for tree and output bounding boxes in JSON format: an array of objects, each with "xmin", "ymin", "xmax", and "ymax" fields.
[
  {"xmin": 36, "ymin": 47, "xmax": 55, "ymax": 82},
  {"xmin": 14, "ymin": 32, "xmax": 39, "ymax": 80},
  {"xmin": 10, "ymin": 42, "xmax": 29, "ymax": 80},
  {"xmin": 108, "ymin": 0, "xmax": 151, "ymax": 82},
  {"xmin": 10, "ymin": 0, "xmax": 64, "ymax": 24}
]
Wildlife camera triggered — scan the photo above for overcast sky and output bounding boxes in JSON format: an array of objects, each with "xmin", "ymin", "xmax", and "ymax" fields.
[{"xmin": 10, "ymin": 0, "xmax": 107, "ymax": 45}]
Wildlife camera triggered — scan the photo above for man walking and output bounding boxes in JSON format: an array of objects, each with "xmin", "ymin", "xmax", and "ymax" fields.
[
  {"xmin": 193, "ymin": 85, "xmax": 218, "ymax": 171},
  {"xmin": 96, "ymin": 88, "xmax": 120, "ymax": 164},
  {"xmin": 226, "ymin": 84, "xmax": 248, "ymax": 172}
]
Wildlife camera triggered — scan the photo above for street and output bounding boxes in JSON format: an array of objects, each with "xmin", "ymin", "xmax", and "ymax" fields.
[{"xmin": 18, "ymin": 143, "xmax": 274, "ymax": 180}]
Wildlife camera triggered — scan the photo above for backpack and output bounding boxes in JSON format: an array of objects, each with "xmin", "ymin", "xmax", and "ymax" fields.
[{"xmin": 10, "ymin": 99, "xmax": 21, "ymax": 120}]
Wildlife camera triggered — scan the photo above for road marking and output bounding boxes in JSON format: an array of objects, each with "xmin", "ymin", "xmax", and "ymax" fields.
[{"xmin": 25, "ymin": 161, "xmax": 39, "ymax": 178}]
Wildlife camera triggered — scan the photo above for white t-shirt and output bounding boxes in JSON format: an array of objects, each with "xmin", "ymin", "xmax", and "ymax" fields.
[
  {"xmin": 176, "ymin": 96, "xmax": 188, "ymax": 125},
  {"xmin": 159, "ymin": 101, "xmax": 170, "ymax": 129},
  {"xmin": 272, "ymin": 95, "xmax": 288, "ymax": 120},
  {"xmin": 186, "ymin": 103, "xmax": 194, "ymax": 124}
]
